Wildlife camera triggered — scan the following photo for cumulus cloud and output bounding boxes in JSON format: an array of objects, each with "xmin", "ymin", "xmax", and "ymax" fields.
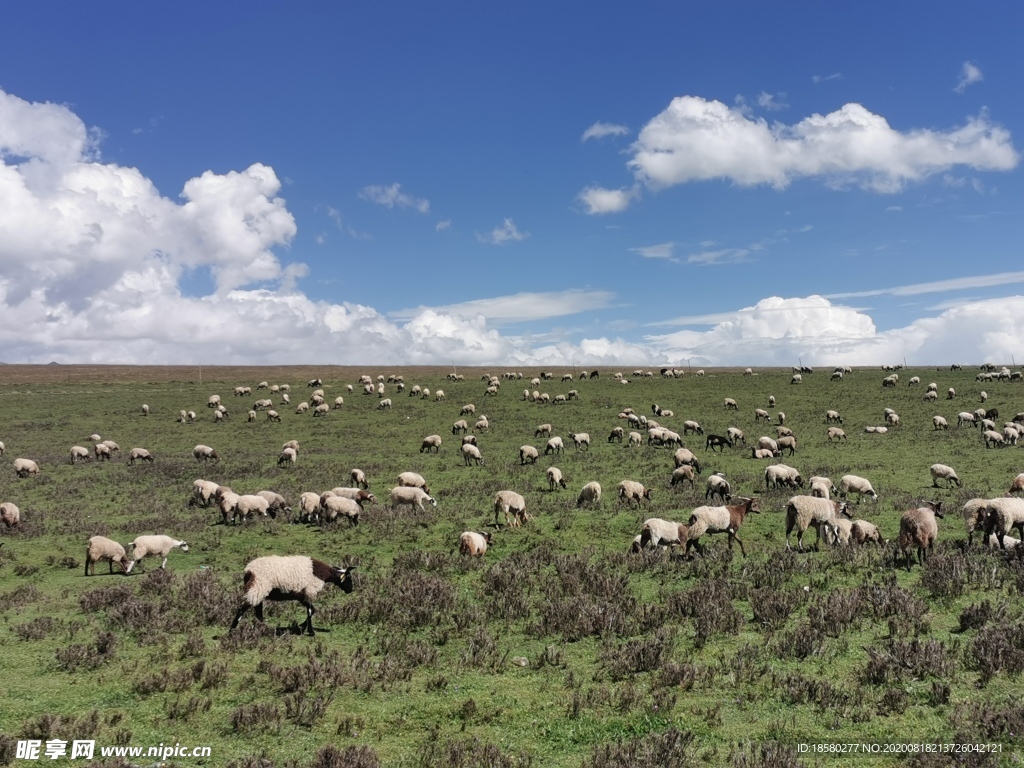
[
  {"xmin": 625, "ymin": 96, "xmax": 1018, "ymax": 193},
  {"xmin": 757, "ymin": 91, "xmax": 788, "ymax": 111},
  {"xmin": 358, "ymin": 182, "xmax": 429, "ymax": 213},
  {"xmin": 582, "ymin": 121, "xmax": 629, "ymax": 141},
  {"xmin": 478, "ymin": 217, "xmax": 527, "ymax": 245},
  {"xmin": 578, "ymin": 185, "xmax": 639, "ymax": 214},
  {"xmin": 390, "ymin": 289, "xmax": 614, "ymax": 325},
  {"xmin": 955, "ymin": 62, "xmax": 983, "ymax": 94}
]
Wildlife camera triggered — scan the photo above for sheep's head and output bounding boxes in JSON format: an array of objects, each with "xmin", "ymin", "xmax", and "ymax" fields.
[{"xmin": 178, "ymin": 542, "xmax": 190, "ymax": 552}]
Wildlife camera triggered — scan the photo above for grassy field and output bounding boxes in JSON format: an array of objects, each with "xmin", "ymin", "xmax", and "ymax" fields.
[{"xmin": 0, "ymin": 364, "xmax": 1022, "ymax": 768}]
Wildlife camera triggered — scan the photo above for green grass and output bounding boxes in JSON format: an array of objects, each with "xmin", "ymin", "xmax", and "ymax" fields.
[{"xmin": 0, "ymin": 365, "xmax": 1022, "ymax": 767}]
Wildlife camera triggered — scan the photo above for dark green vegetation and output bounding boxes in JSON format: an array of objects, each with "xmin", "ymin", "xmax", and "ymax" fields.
[{"xmin": 0, "ymin": 364, "xmax": 1023, "ymax": 767}]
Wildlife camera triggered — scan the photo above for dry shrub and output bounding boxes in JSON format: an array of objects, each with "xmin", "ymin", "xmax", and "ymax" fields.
[
  {"xmin": 806, "ymin": 589, "xmax": 864, "ymax": 637},
  {"xmin": 598, "ymin": 628, "xmax": 676, "ymax": 681},
  {"xmin": 770, "ymin": 623, "xmax": 826, "ymax": 661},
  {"xmin": 749, "ymin": 587, "xmax": 804, "ymax": 632},
  {"xmin": 166, "ymin": 695, "xmax": 211, "ymax": 721},
  {"xmin": 966, "ymin": 621, "xmax": 1024, "ymax": 686},
  {"xmin": 460, "ymin": 626, "xmax": 507, "ymax": 671},
  {"xmin": 958, "ymin": 600, "xmax": 1007, "ymax": 633},
  {"xmin": 231, "ymin": 702, "xmax": 282, "ymax": 734},
  {"xmin": 55, "ymin": 631, "xmax": 118, "ymax": 672},
  {"xmin": 532, "ymin": 555, "xmax": 640, "ymax": 641},
  {"xmin": 729, "ymin": 741, "xmax": 802, "ymax": 768},
  {"xmin": 356, "ymin": 570, "xmax": 457, "ymax": 629},
  {"xmin": 12, "ymin": 616, "xmax": 64, "ymax": 641},
  {"xmin": 666, "ymin": 579, "xmax": 742, "ymax": 649},
  {"xmin": 951, "ymin": 697, "xmax": 1024, "ymax": 743},
  {"xmin": 583, "ymin": 728, "xmax": 696, "ymax": 768},
  {"xmin": 417, "ymin": 736, "xmax": 533, "ymax": 768},
  {"xmin": 861, "ymin": 638, "xmax": 957, "ymax": 685},
  {"xmin": 774, "ymin": 671, "xmax": 855, "ymax": 713},
  {"xmin": 308, "ymin": 745, "xmax": 381, "ymax": 768}
]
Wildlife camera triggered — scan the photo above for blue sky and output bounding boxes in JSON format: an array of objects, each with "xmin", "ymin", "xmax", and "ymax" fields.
[{"xmin": 1, "ymin": 2, "xmax": 1023, "ymax": 365}]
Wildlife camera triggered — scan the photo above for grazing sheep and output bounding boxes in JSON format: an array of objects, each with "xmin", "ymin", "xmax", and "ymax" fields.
[
  {"xmin": 377, "ymin": 398, "xmax": 393, "ymax": 410},
  {"xmin": 808, "ymin": 476, "xmax": 835, "ymax": 499},
  {"xmin": 576, "ymin": 481, "xmax": 602, "ymax": 508},
  {"xmin": 461, "ymin": 404, "xmax": 477, "ymax": 416},
  {"xmin": 757, "ymin": 436, "xmax": 779, "ymax": 452},
  {"xmin": 776, "ymin": 425, "xmax": 794, "ymax": 438},
  {"xmin": 705, "ymin": 434, "xmax": 733, "ymax": 452},
  {"xmin": 851, "ymin": 520, "xmax": 885, "ymax": 546},
  {"xmin": 929, "ymin": 463, "xmax": 962, "ymax": 488},
  {"xmin": 984, "ymin": 497, "xmax": 1024, "ymax": 549},
  {"xmin": 474, "ymin": 416, "xmax": 490, "ymax": 431},
  {"xmin": 705, "ymin": 473, "xmax": 731, "ymax": 502},
  {"xmin": 257, "ymin": 490, "xmax": 290, "ymax": 519},
  {"xmin": 947, "ymin": 387, "xmax": 956, "ymax": 400},
  {"xmin": 638, "ymin": 518, "xmax": 689, "ymax": 551},
  {"xmin": 187, "ymin": 411, "xmax": 197, "ymax": 423},
  {"xmin": 765, "ymin": 464, "xmax": 803, "ymax": 490},
  {"xmin": 397, "ymin": 472, "xmax": 430, "ymax": 493},
  {"xmin": 232, "ymin": 494, "xmax": 274, "ymax": 524},
  {"xmin": 125, "ymin": 535, "xmax": 189, "ymax": 573},
  {"xmin": 128, "ymin": 448, "xmax": 154, "ymax": 465},
  {"xmin": 248, "ymin": 410, "xmax": 257, "ymax": 422},
  {"xmin": 825, "ymin": 410, "xmax": 843, "ymax": 425},
  {"xmin": 452, "ymin": 420, "xmax": 469, "ymax": 435},
  {"xmin": 299, "ymin": 492, "xmax": 323, "ymax": 523},
  {"xmin": 312, "ymin": 403, "xmax": 330, "ymax": 417},
  {"xmin": 459, "ymin": 531, "xmax": 492, "ymax": 557},
  {"xmin": 494, "ymin": 490, "xmax": 529, "ymax": 527},
  {"xmin": 207, "ymin": 395, "xmax": 221, "ymax": 408},
  {"xmin": 188, "ymin": 479, "xmax": 220, "ymax": 508},
  {"xmin": 777, "ymin": 436, "xmax": 798, "ymax": 456},
  {"xmin": 70, "ymin": 446, "xmax": 90, "ymax": 464},
  {"xmin": 727, "ymin": 427, "xmax": 745, "ymax": 444},
  {"xmin": 839, "ymin": 474, "xmax": 877, "ymax": 501},
  {"xmin": 755, "ymin": 408, "xmax": 771, "ymax": 423},
  {"xmin": 791, "ymin": 374, "xmax": 802, "ymax": 385},
  {"xmin": 547, "ymin": 467, "xmax": 567, "ymax": 490},
  {"xmin": 923, "ymin": 391, "xmax": 938, "ymax": 402},
  {"xmin": 14, "ymin": 458, "xmax": 40, "ymax": 477},
  {"xmin": 885, "ymin": 412, "xmax": 900, "ymax": 427},
  {"xmin": 0, "ymin": 502, "xmax": 21, "ymax": 528},
  {"xmin": 544, "ymin": 437, "xmax": 564, "ymax": 455},
  {"xmin": 265, "ymin": 409, "xmax": 282, "ymax": 422},
  {"xmin": 231, "ymin": 555, "xmax": 355, "ymax": 636},
  {"xmin": 462, "ymin": 434, "xmax": 478, "ymax": 447},
  {"xmin": 957, "ymin": 411, "xmax": 977, "ymax": 427},
  {"xmin": 1008, "ymin": 474, "xmax": 1024, "ymax": 496},
  {"xmin": 462, "ymin": 443, "xmax": 485, "ymax": 465},
  {"xmin": 278, "ymin": 447, "xmax": 297, "ymax": 467},
  {"xmin": 94, "ymin": 443, "xmax": 112, "ymax": 461},
  {"xmin": 325, "ymin": 488, "xmax": 377, "ymax": 509},
  {"xmin": 898, "ymin": 502, "xmax": 944, "ymax": 570},
  {"xmin": 520, "ymin": 445, "xmax": 539, "ymax": 465},
  {"xmin": 618, "ymin": 480, "xmax": 653, "ymax": 507},
  {"xmin": 784, "ymin": 496, "xmax": 848, "ymax": 551},
  {"xmin": 670, "ymin": 465, "xmax": 696, "ymax": 488},
  {"xmin": 569, "ymin": 432, "xmax": 591, "ymax": 451},
  {"xmin": 608, "ymin": 426, "xmax": 624, "ymax": 443},
  {"xmin": 683, "ymin": 420, "xmax": 704, "ymax": 435},
  {"xmin": 420, "ymin": 435, "xmax": 442, "ymax": 453},
  {"xmin": 984, "ymin": 429, "xmax": 1006, "ymax": 448},
  {"xmin": 673, "ymin": 448, "xmax": 703, "ymax": 473},
  {"xmin": 193, "ymin": 445, "xmax": 219, "ymax": 463},
  {"xmin": 389, "ymin": 486, "xmax": 437, "ymax": 513},
  {"xmin": 933, "ymin": 415, "xmax": 948, "ymax": 430},
  {"xmin": 826, "ymin": 427, "xmax": 847, "ymax": 442},
  {"xmin": 628, "ymin": 431, "xmax": 643, "ymax": 447},
  {"xmin": 864, "ymin": 425, "xmax": 888, "ymax": 434},
  {"xmin": 723, "ymin": 398, "xmax": 739, "ymax": 410},
  {"xmin": 687, "ymin": 497, "xmax": 760, "ymax": 557},
  {"xmin": 85, "ymin": 536, "xmax": 131, "ymax": 575},
  {"xmin": 141, "ymin": 404, "xmax": 150, "ymax": 416},
  {"xmin": 350, "ymin": 468, "xmax": 369, "ymax": 489},
  {"xmin": 319, "ymin": 495, "xmax": 361, "ymax": 526}
]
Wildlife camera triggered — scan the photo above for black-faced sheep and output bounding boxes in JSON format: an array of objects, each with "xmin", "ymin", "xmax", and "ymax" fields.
[
  {"xmin": 576, "ymin": 481, "xmax": 602, "ymax": 508},
  {"xmin": 397, "ymin": 472, "xmax": 430, "ymax": 493},
  {"xmin": 617, "ymin": 480, "xmax": 652, "ymax": 507},
  {"xmin": 1, "ymin": 502, "xmax": 21, "ymax": 528},
  {"xmin": 231, "ymin": 555, "xmax": 355, "ymax": 636},
  {"xmin": 420, "ymin": 435, "xmax": 442, "ymax": 453},
  {"xmin": 128, "ymin": 448, "xmax": 154, "ymax": 465},
  {"xmin": 85, "ymin": 536, "xmax": 131, "ymax": 575},
  {"xmin": 546, "ymin": 467, "xmax": 567, "ymax": 490},
  {"xmin": 520, "ymin": 445, "xmax": 539, "ymax": 465},
  {"xmin": 14, "ymin": 458, "xmax": 39, "ymax": 477},
  {"xmin": 389, "ymin": 486, "xmax": 436, "ymax": 513},
  {"xmin": 494, "ymin": 490, "xmax": 529, "ymax": 527},
  {"xmin": 70, "ymin": 446, "xmax": 90, "ymax": 464},
  {"xmin": 929, "ymin": 463, "xmax": 961, "ymax": 488},
  {"xmin": 639, "ymin": 518, "xmax": 689, "ymax": 550},
  {"xmin": 784, "ymin": 496, "xmax": 848, "ymax": 552},
  {"xmin": 193, "ymin": 445, "xmax": 219, "ymax": 463},
  {"xmin": 898, "ymin": 501, "xmax": 944, "ymax": 569},
  {"xmin": 839, "ymin": 474, "xmax": 877, "ymax": 501}
]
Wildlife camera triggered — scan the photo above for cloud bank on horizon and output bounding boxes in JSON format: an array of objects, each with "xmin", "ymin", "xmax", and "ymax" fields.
[{"xmin": 2, "ymin": 87, "xmax": 1024, "ymax": 367}]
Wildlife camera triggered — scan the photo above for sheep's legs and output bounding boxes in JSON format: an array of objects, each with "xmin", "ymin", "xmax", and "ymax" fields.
[{"xmin": 301, "ymin": 600, "xmax": 316, "ymax": 636}]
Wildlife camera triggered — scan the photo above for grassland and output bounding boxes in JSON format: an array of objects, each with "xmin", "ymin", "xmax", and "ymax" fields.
[{"xmin": 0, "ymin": 364, "xmax": 1022, "ymax": 768}]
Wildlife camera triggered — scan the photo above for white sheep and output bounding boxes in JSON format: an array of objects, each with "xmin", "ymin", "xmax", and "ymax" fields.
[
  {"xmin": 576, "ymin": 481, "xmax": 602, "ymax": 508},
  {"xmin": 808, "ymin": 476, "xmax": 835, "ymax": 499},
  {"xmin": 638, "ymin": 518, "xmax": 689, "ymax": 550},
  {"xmin": 101, "ymin": 440, "xmax": 120, "ymax": 453},
  {"xmin": 628, "ymin": 431, "xmax": 643, "ymax": 447},
  {"xmin": 459, "ymin": 531, "xmax": 492, "ymax": 557},
  {"xmin": 377, "ymin": 398, "xmax": 393, "ymax": 411},
  {"xmin": 420, "ymin": 435, "xmax": 442, "ymax": 453},
  {"xmin": 232, "ymin": 495, "xmax": 273, "ymax": 524},
  {"xmin": 188, "ymin": 479, "xmax": 220, "ymax": 508},
  {"xmin": 618, "ymin": 480, "xmax": 652, "ymax": 507},
  {"xmin": 389, "ymin": 486, "xmax": 437, "ymax": 512},
  {"xmin": 764, "ymin": 464, "xmax": 802, "ymax": 491},
  {"xmin": 984, "ymin": 497, "xmax": 1024, "ymax": 549},
  {"xmin": 187, "ymin": 411, "xmax": 197, "ymax": 423},
  {"xmin": 319, "ymin": 494, "xmax": 361, "ymax": 526},
  {"xmin": 179, "ymin": 409, "xmax": 188, "ymax": 423},
  {"xmin": 687, "ymin": 497, "xmax": 760, "ymax": 557},
  {"xmin": 929, "ymin": 463, "xmax": 961, "ymax": 489},
  {"xmin": 299, "ymin": 491, "xmax": 323, "ymax": 522},
  {"xmin": 898, "ymin": 501, "xmax": 944, "ymax": 569},
  {"xmin": 125, "ymin": 535, "xmax": 189, "ymax": 573},
  {"xmin": 461, "ymin": 403, "xmax": 477, "ymax": 416},
  {"xmin": 705, "ymin": 473, "xmax": 731, "ymax": 501},
  {"xmin": 671, "ymin": 465, "xmax": 696, "ymax": 488},
  {"xmin": 452, "ymin": 420, "xmax": 469, "ymax": 435},
  {"xmin": 851, "ymin": 520, "xmax": 885, "ymax": 546},
  {"xmin": 85, "ymin": 536, "xmax": 131, "ymax": 575},
  {"xmin": 397, "ymin": 472, "xmax": 430, "ymax": 493},
  {"xmin": 193, "ymin": 445, "xmax": 219, "ymax": 463},
  {"xmin": 494, "ymin": 490, "xmax": 529, "ymax": 527},
  {"xmin": 544, "ymin": 436, "xmax": 564, "ymax": 455},
  {"xmin": 785, "ymin": 496, "xmax": 848, "ymax": 551},
  {"xmin": 0, "ymin": 502, "xmax": 21, "ymax": 528},
  {"xmin": 474, "ymin": 416, "xmax": 490, "ymax": 431},
  {"xmin": 569, "ymin": 432, "xmax": 591, "ymax": 451},
  {"xmin": 826, "ymin": 427, "xmax": 847, "ymax": 442},
  {"xmin": 727, "ymin": 427, "xmax": 745, "ymax": 444},
  {"xmin": 230, "ymin": 555, "xmax": 355, "ymax": 636},
  {"xmin": 984, "ymin": 429, "xmax": 1006, "ymax": 448},
  {"xmin": 757, "ymin": 436, "xmax": 779, "ymax": 452},
  {"xmin": 673, "ymin": 448, "xmax": 703, "ymax": 473},
  {"xmin": 351, "ymin": 468, "xmax": 369, "ymax": 489},
  {"xmin": 248, "ymin": 410, "xmax": 257, "ymax": 422},
  {"xmin": 128, "ymin": 448, "xmax": 154, "ymax": 465},
  {"xmin": 462, "ymin": 443, "xmax": 485, "ymax": 465},
  {"xmin": 520, "ymin": 445, "xmax": 539, "ymax": 465},
  {"xmin": 69, "ymin": 446, "xmax": 90, "ymax": 464},
  {"xmin": 94, "ymin": 443, "xmax": 112, "ymax": 461},
  {"xmin": 257, "ymin": 490, "xmax": 290, "ymax": 519},
  {"xmin": 932, "ymin": 415, "xmax": 948, "ymax": 430},
  {"xmin": 546, "ymin": 467, "xmax": 567, "ymax": 490},
  {"xmin": 535, "ymin": 423, "xmax": 553, "ymax": 437},
  {"xmin": 683, "ymin": 420, "xmax": 704, "ymax": 435},
  {"xmin": 957, "ymin": 411, "xmax": 977, "ymax": 427},
  {"xmin": 207, "ymin": 394, "xmax": 221, "ymax": 408},
  {"xmin": 277, "ymin": 446, "xmax": 297, "ymax": 467},
  {"xmin": 839, "ymin": 474, "xmax": 877, "ymax": 501},
  {"xmin": 13, "ymin": 458, "xmax": 40, "ymax": 477},
  {"xmin": 141, "ymin": 404, "xmax": 150, "ymax": 416}
]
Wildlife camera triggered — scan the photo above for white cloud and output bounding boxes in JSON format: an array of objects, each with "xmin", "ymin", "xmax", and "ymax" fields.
[
  {"xmin": 757, "ymin": 91, "xmax": 788, "ymax": 111},
  {"xmin": 825, "ymin": 270, "xmax": 1024, "ymax": 299},
  {"xmin": 812, "ymin": 73, "xmax": 843, "ymax": 84},
  {"xmin": 390, "ymin": 289, "xmax": 615, "ymax": 324},
  {"xmin": 629, "ymin": 243, "xmax": 675, "ymax": 260},
  {"xmin": 582, "ymin": 122, "xmax": 629, "ymax": 141},
  {"xmin": 578, "ymin": 185, "xmax": 639, "ymax": 214},
  {"xmin": 625, "ymin": 97, "xmax": 1018, "ymax": 194},
  {"xmin": 478, "ymin": 217, "xmax": 527, "ymax": 245},
  {"xmin": 435, "ymin": 219, "xmax": 451, "ymax": 231},
  {"xmin": 955, "ymin": 61, "xmax": 984, "ymax": 94},
  {"xmin": 358, "ymin": 183, "xmax": 429, "ymax": 213}
]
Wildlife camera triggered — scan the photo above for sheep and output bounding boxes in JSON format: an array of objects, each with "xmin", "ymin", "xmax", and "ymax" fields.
[
  {"xmin": 776, "ymin": 425, "xmax": 794, "ymax": 438},
  {"xmin": 179, "ymin": 409, "xmax": 188, "ymax": 423},
  {"xmin": 687, "ymin": 497, "xmax": 760, "ymax": 557},
  {"xmin": 462, "ymin": 434, "xmax": 478, "ymax": 447},
  {"xmin": 638, "ymin": 518, "xmax": 689, "ymax": 550},
  {"xmin": 452, "ymin": 420, "xmax": 469, "ymax": 435},
  {"xmin": 520, "ymin": 445, "xmax": 539, "ymax": 465},
  {"xmin": 299, "ymin": 492, "xmax": 323, "ymax": 522},
  {"xmin": 670, "ymin": 465, "xmax": 696, "ymax": 488},
  {"xmin": 839, "ymin": 474, "xmax": 877, "ymax": 501},
  {"xmin": 188, "ymin": 479, "xmax": 220, "ymax": 508},
  {"xmin": 377, "ymin": 398, "xmax": 393, "ymax": 410},
  {"xmin": 627, "ymin": 431, "xmax": 643, "ymax": 447},
  {"xmin": 460, "ymin": 403, "xmax": 477, "ymax": 417},
  {"xmin": 569, "ymin": 432, "xmax": 591, "ymax": 451},
  {"xmin": 683, "ymin": 420, "xmax": 704, "ymax": 435},
  {"xmin": 420, "ymin": 435, "xmax": 442, "ymax": 453},
  {"xmin": 608, "ymin": 426, "xmax": 624, "ymax": 443},
  {"xmin": 750, "ymin": 447, "xmax": 780, "ymax": 460},
  {"xmin": 705, "ymin": 434, "xmax": 733, "ymax": 452},
  {"xmin": 791, "ymin": 374, "xmax": 802, "ymax": 384},
  {"xmin": 282, "ymin": 439, "xmax": 300, "ymax": 453},
  {"xmin": 777, "ymin": 436, "xmax": 798, "ymax": 456},
  {"xmin": 618, "ymin": 480, "xmax": 653, "ymax": 507},
  {"xmin": 957, "ymin": 411, "xmax": 977, "ymax": 427},
  {"xmin": 0, "ymin": 502, "xmax": 21, "ymax": 528},
  {"xmin": 755, "ymin": 408, "xmax": 771, "ymax": 422},
  {"xmin": 673, "ymin": 448, "xmax": 703, "ymax": 473},
  {"xmin": 808, "ymin": 476, "xmax": 835, "ymax": 499},
  {"xmin": 1009, "ymin": 473, "xmax": 1024, "ymax": 495},
  {"xmin": 459, "ymin": 531, "xmax": 492, "ymax": 557},
  {"xmin": 125, "ymin": 535, "xmax": 189, "ymax": 573},
  {"xmin": 187, "ymin": 411, "xmax": 197, "ymax": 423},
  {"xmin": 207, "ymin": 394, "xmax": 221, "ymax": 408},
  {"xmin": 705, "ymin": 473, "xmax": 731, "ymax": 502},
  {"xmin": 777, "ymin": 412, "xmax": 787, "ymax": 426},
  {"xmin": 128, "ymin": 448, "xmax": 154, "ymax": 465},
  {"xmin": 325, "ymin": 488, "xmax": 377, "ymax": 509},
  {"xmin": 474, "ymin": 416, "xmax": 490, "ymax": 431},
  {"xmin": 723, "ymin": 397, "xmax": 738, "ymax": 410},
  {"xmin": 885, "ymin": 412, "xmax": 900, "ymax": 427},
  {"xmin": 257, "ymin": 490, "xmax": 290, "ymax": 519},
  {"xmin": 248, "ymin": 410, "xmax": 257, "ymax": 422},
  {"xmin": 494, "ymin": 490, "xmax": 529, "ymax": 527},
  {"xmin": 947, "ymin": 387, "xmax": 956, "ymax": 400},
  {"xmin": 462, "ymin": 443, "xmax": 485, "ymax": 465},
  {"xmin": 851, "ymin": 520, "xmax": 885, "ymax": 546},
  {"xmin": 69, "ymin": 445, "xmax": 90, "ymax": 464},
  {"xmin": 908, "ymin": 376, "xmax": 921, "ymax": 386},
  {"xmin": 929, "ymin": 463, "xmax": 962, "ymax": 488},
  {"xmin": 864, "ymin": 426, "xmax": 888, "ymax": 434},
  {"xmin": 14, "ymin": 458, "xmax": 40, "ymax": 477},
  {"xmin": 757, "ymin": 436, "xmax": 779, "ymax": 452},
  {"xmin": 984, "ymin": 497, "xmax": 1024, "ymax": 549},
  {"xmin": 727, "ymin": 427, "xmax": 746, "ymax": 444},
  {"xmin": 898, "ymin": 501, "xmax": 944, "ymax": 570},
  {"xmin": 94, "ymin": 443, "xmax": 113, "ymax": 462},
  {"xmin": 230, "ymin": 555, "xmax": 355, "ymax": 636},
  {"xmin": 933, "ymin": 415, "xmax": 948, "ymax": 430},
  {"xmin": 233, "ymin": 494, "xmax": 274, "ymax": 524},
  {"xmin": 319, "ymin": 495, "xmax": 361, "ymax": 526},
  {"xmin": 421, "ymin": 388, "xmax": 431, "ymax": 400},
  {"xmin": 576, "ymin": 481, "xmax": 602, "ymax": 508},
  {"xmin": 350, "ymin": 468, "xmax": 369, "ymax": 489},
  {"xmin": 389, "ymin": 486, "xmax": 437, "ymax": 513},
  {"xmin": 397, "ymin": 472, "xmax": 430, "ymax": 493},
  {"xmin": 85, "ymin": 536, "xmax": 131, "ymax": 575},
  {"xmin": 141, "ymin": 403, "xmax": 150, "ymax": 416},
  {"xmin": 984, "ymin": 430, "xmax": 1006, "ymax": 448},
  {"xmin": 312, "ymin": 403, "xmax": 330, "ymax": 417},
  {"xmin": 825, "ymin": 410, "xmax": 843, "ymax": 424},
  {"xmin": 193, "ymin": 445, "xmax": 219, "ymax": 463},
  {"xmin": 278, "ymin": 447, "xmax": 297, "ymax": 467},
  {"xmin": 784, "ymin": 496, "xmax": 848, "ymax": 551},
  {"xmin": 544, "ymin": 437, "xmax": 564, "ymax": 455},
  {"xmin": 334, "ymin": 396, "xmax": 344, "ymax": 409},
  {"xmin": 826, "ymin": 427, "xmax": 847, "ymax": 442},
  {"xmin": 765, "ymin": 464, "xmax": 803, "ymax": 490},
  {"xmin": 923, "ymin": 391, "xmax": 938, "ymax": 402},
  {"xmin": 547, "ymin": 467, "xmax": 567, "ymax": 490}
]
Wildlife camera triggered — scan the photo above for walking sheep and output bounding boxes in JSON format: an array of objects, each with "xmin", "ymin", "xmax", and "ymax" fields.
[
  {"xmin": 494, "ymin": 490, "xmax": 529, "ymax": 527},
  {"xmin": 686, "ymin": 497, "xmax": 760, "ymax": 557},
  {"xmin": 784, "ymin": 496, "xmax": 848, "ymax": 552},
  {"xmin": 389, "ymin": 486, "xmax": 437, "ymax": 513},
  {"xmin": 520, "ymin": 445, "xmax": 539, "ymax": 465},
  {"xmin": 984, "ymin": 497, "xmax": 1024, "ymax": 550},
  {"xmin": 193, "ymin": 445, "xmax": 219, "ymax": 463},
  {"xmin": 459, "ymin": 531, "xmax": 492, "ymax": 557},
  {"xmin": 839, "ymin": 474, "xmax": 877, "ymax": 501},
  {"xmin": 929, "ymin": 464, "xmax": 962, "ymax": 488},
  {"xmin": 462, "ymin": 443, "xmax": 485, "ymax": 466},
  {"xmin": 638, "ymin": 518, "xmax": 689, "ymax": 551},
  {"xmin": 898, "ymin": 501, "xmax": 944, "ymax": 569},
  {"xmin": 230, "ymin": 555, "xmax": 355, "ymax": 636},
  {"xmin": 705, "ymin": 473, "xmax": 731, "ymax": 502},
  {"xmin": 70, "ymin": 446, "xmax": 90, "ymax": 464},
  {"xmin": 618, "ymin": 480, "xmax": 653, "ymax": 507},
  {"xmin": 128, "ymin": 448, "xmax": 154, "ymax": 465},
  {"xmin": 420, "ymin": 435, "xmax": 443, "ymax": 454},
  {"xmin": 85, "ymin": 536, "xmax": 131, "ymax": 575},
  {"xmin": 125, "ymin": 535, "xmax": 189, "ymax": 573},
  {"xmin": 765, "ymin": 464, "xmax": 803, "ymax": 491}
]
